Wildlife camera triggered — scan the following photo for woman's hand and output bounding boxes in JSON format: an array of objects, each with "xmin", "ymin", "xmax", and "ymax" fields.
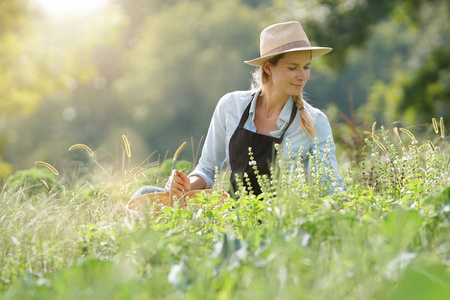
[{"xmin": 165, "ymin": 170, "xmax": 191, "ymax": 196}]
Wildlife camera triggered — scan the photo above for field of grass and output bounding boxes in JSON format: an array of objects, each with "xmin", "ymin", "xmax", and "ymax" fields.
[{"xmin": 1, "ymin": 124, "xmax": 449, "ymax": 299}]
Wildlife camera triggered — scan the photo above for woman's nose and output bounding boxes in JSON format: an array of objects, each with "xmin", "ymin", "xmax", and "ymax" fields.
[{"xmin": 296, "ymin": 69, "xmax": 307, "ymax": 80}]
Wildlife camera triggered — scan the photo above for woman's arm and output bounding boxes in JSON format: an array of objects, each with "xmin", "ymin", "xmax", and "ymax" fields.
[
  {"xmin": 188, "ymin": 94, "xmax": 231, "ymax": 188},
  {"xmin": 165, "ymin": 94, "xmax": 233, "ymax": 195},
  {"xmin": 188, "ymin": 175, "xmax": 206, "ymax": 190},
  {"xmin": 314, "ymin": 113, "xmax": 344, "ymax": 192}
]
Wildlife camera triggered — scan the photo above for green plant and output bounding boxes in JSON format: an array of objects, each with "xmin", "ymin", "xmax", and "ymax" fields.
[
  {"xmin": 1, "ymin": 125, "xmax": 449, "ymax": 299},
  {"xmin": 3, "ymin": 167, "xmax": 62, "ymax": 201}
]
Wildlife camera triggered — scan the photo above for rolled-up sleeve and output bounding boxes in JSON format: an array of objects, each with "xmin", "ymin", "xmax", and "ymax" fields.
[{"xmin": 189, "ymin": 94, "xmax": 229, "ymax": 188}]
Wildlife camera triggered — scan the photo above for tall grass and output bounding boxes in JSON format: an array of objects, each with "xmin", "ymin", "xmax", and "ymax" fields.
[{"xmin": 0, "ymin": 122, "xmax": 449, "ymax": 299}]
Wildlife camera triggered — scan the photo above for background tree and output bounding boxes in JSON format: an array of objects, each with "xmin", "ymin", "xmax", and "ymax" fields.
[
  {"xmin": 114, "ymin": 0, "xmax": 264, "ymax": 161},
  {"xmin": 1, "ymin": 4, "xmax": 128, "ymax": 173},
  {"xmin": 0, "ymin": 0, "xmax": 448, "ymax": 178},
  {"xmin": 0, "ymin": 0, "xmax": 36, "ymax": 177},
  {"xmin": 299, "ymin": 0, "xmax": 447, "ymax": 120},
  {"xmin": 274, "ymin": 0, "xmax": 449, "ymax": 161}
]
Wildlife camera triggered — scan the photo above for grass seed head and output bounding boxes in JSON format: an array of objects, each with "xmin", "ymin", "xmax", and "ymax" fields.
[
  {"xmin": 427, "ymin": 140, "xmax": 435, "ymax": 152},
  {"xmin": 122, "ymin": 135, "xmax": 132, "ymax": 158},
  {"xmin": 364, "ymin": 131, "xmax": 380, "ymax": 140},
  {"xmin": 372, "ymin": 121, "xmax": 377, "ymax": 140},
  {"xmin": 393, "ymin": 127, "xmax": 405, "ymax": 150},
  {"xmin": 440, "ymin": 117, "xmax": 445, "ymax": 139},
  {"xmin": 173, "ymin": 141, "xmax": 187, "ymax": 161},
  {"xmin": 399, "ymin": 128, "xmax": 417, "ymax": 142},
  {"xmin": 34, "ymin": 161, "xmax": 59, "ymax": 175},
  {"xmin": 432, "ymin": 118, "xmax": 439, "ymax": 134},
  {"xmin": 68, "ymin": 144, "xmax": 94, "ymax": 156},
  {"xmin": 374, "ymin": 139, "xmax": 388, "ymax": 155}
]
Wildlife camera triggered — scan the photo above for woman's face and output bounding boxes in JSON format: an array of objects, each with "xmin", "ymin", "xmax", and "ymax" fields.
[{"xmin": 264, "ymin": 51, "xmax": 311, "ymax": 97}]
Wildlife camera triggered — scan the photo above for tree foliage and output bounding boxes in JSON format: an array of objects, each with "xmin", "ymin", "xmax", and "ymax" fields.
[
  {"xmin": 0, "ymin": 0, "xmax": 448, "ymax": 177},
  {"xmin": 400, "ymin": 46, "xmax": 450, "ymax": 125},
  {"xmin": 115, "ymin": 0, "xmax": 264, "ymax": 157}
]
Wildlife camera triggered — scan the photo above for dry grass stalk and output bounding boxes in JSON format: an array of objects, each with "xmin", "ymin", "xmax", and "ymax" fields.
[{"xmin": 169, "ymin": 141, "xmax": 187, "ymax": 206}]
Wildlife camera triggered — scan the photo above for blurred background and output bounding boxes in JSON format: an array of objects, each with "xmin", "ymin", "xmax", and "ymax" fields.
[{"xmin": 0, "ymin": 0, "xmax": 448, "ymax": 180}]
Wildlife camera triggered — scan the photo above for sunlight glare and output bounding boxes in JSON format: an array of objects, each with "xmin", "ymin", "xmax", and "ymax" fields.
[{"xmin": 34, "ymin": 0, "xmax": 110, "ymax": 17}]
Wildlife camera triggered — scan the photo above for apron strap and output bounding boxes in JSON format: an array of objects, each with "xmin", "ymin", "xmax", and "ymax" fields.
[{"xmin": 237, "ymin": 101, "xmax": 252, "ymax": 129}]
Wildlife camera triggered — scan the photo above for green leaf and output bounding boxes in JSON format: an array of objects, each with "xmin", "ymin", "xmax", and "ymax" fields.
[{"xmin": 388, "ymin": 263, "xmax": 450, "ymax": 300}]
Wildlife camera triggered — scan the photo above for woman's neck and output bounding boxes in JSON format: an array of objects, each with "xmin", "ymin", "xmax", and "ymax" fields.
[{"xmin": 258, "ymin": 88, "xmax": 290, "ymax": 119}]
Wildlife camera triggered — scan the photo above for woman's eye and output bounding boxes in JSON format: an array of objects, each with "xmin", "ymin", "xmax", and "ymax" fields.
[{"xmin": 288, "ymin": 66, "xmax": 310, "ymax": 71}]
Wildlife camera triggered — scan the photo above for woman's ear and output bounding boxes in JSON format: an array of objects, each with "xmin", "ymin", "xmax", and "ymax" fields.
[{"xmin": 262, "ymin": 61, "xmax": 271, "ymax": 76}]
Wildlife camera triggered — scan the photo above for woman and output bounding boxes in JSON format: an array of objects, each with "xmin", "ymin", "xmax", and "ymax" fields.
[{"xmin": 132, "ymin": 21, "xmax": 344, "ymax": 199}]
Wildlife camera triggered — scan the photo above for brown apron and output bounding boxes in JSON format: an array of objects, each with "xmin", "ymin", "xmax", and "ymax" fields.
[{"xmin": 229, "ymin": 99, "xmax": 297, "ymax": 195}]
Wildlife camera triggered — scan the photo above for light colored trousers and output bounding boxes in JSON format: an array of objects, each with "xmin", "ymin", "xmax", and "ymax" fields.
[{"xmin": 131, "ymin": 186, "xmax": 165, "ymax": 199}]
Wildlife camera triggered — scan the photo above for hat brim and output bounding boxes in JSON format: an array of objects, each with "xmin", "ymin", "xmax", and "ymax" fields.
[{"xmin": 244, "ymin": 47, "xmax": 332, "ymax": 67}]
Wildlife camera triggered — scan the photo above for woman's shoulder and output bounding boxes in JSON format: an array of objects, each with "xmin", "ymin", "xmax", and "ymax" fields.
[
  {"xmin": 217, "ymin": 90, "xmax": 253, "ymax": 108},
  {"xmin": 303, "ymin": 101, "xmax": 329, "ymax": 124},
  {"xmin": 220, "ymin": 90, "xmax": 253, "ymax": 102}
]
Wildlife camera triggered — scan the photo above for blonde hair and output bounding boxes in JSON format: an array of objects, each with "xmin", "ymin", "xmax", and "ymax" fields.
[{"xmin": 250, "ymin": 54, "xmax": 316, "ymax": 139}]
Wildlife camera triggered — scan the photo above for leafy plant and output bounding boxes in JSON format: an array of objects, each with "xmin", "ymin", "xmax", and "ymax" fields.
[
  {"xmin": 1, "ymin": 123, "xmax": 449, "ymax": 299},
  {"xmin": 3, "ymin": 167, "xmax": 62, "ymax": 201}
]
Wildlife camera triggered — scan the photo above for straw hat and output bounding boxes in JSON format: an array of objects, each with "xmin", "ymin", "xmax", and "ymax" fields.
[{"xmin": 244, "ymin": 21, "xmax": 332, "ymax": 67}]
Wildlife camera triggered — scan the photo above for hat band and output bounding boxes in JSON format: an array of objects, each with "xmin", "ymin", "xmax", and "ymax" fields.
[{"xmin": 262, "ymin": 40, "xmax": 311, "ymax": 57}]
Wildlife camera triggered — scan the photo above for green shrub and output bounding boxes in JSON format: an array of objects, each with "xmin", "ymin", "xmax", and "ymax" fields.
[
  {"xmin": 1, "ymin": 122, "xmax": 449, "ymax": 299},
  {"xmin": 145, "ymin": 159, "xmax": 193, "ymax": 178},
  {"xmin": 3, "ymin": 167, "xmax": 61, "ymax": 200}
]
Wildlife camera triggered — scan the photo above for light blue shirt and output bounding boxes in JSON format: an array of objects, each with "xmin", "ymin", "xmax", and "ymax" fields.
[{"xmin": 189, "ymin": 90, "xmax": 344, "ymax": 191}]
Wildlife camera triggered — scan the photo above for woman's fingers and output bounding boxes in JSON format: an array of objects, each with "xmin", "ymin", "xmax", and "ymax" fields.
[
  {"xmin": 178, "ymin": 171, "xmax": 191, "ymax": 190},
  {"xmin": 165, "ymin": 170, "xmax": 187, "ymax": 195}
]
